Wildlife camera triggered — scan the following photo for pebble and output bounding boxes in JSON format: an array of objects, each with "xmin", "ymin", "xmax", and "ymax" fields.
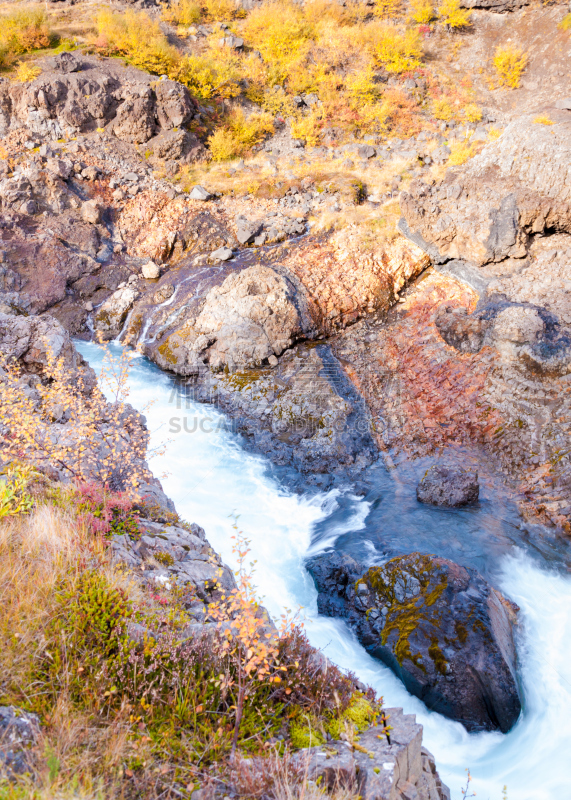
[
  {"xmin": 190, "ymin": 185, "xmax": 211, "ymax": 201},
  {"xmin": 211, "ymin": 246, "xmax": 233, "ymax": 261},
  {"xmin": 142, "ymin": 261, "xmax": 160, "ymax": 279}
]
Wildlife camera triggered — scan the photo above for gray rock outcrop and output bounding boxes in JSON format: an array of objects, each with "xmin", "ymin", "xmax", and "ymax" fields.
[
  {"xmin": 0, "ymin": 311, "xmax": 95, "ymax": 388},
  {"xmin": 400, "ymin": 110, "xmax": 571, "ymax": 376},
  {"xmin": 153, "ymin": 264, "xmax": 306, "ymax": 373},
  {"xmin": 110, "ymin": 517, "xmax": 236, "ymax": 603},
  {"xmin": 0, "ymin": 55, "xmax": 206, "ymax": 160},
  {"xmin": 301, "ymin": 708, "xmax": 450, "ymax": 800},
  {"xmin": 0, "ymin": 706, "xmax": 40, "ymax": 777}
]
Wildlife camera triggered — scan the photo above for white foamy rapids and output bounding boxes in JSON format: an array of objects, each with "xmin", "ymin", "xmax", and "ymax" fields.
[{"xmin": 77, "ymin": 342, "xmax": 571, "ymax": 800}]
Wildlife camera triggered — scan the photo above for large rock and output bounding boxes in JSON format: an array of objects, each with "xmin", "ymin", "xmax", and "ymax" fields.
[
  {"xmin": 400, "ymin": 110, "xmax": 571, "ymax": 274},
  {"xmin": 435, "ymin": 296, "xmax": 571, "ymax": 377},
  {"xmin": 300, "ymin": 708, "xmax": 450, "ymax": 800},
  {"xmin": 417, "ymin": 464, "xmax": 479, "ymax": 507},
  {"xmin": 400, "ymin": 110, "xmax": 571, "ymax": 378},
  {"xmin": 0, "ymin": 706, "xmax": 40, "ymax": 777},
  {"xmin": 213, "ymin": 343, "xmax": 377, "ymax": 477},
  {"xmin": 307, "ymin": 551, "xmax": 522, "ymax": 733},
  {"xmin": 153, "ymin": 265, "xmax": 305, "ymax": 373},
  {"xmin": 145, "ymin": 129, "xmax": 207, "ymax": 168},
  {"xmin": 94, "ymin": 285, "xmax": 140, "ymax": 340},
  {"xmin": 0, "ymin": 311, "xmax": 95, "ymax": 388},
  {"xmin": 0, "ymin": 55, "xmax": 199, "ymax": 145}
]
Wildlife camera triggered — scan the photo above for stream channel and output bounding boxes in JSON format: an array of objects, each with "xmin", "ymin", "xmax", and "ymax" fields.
[{"xmin": 77, "ymin": 340, "xmax": 571, "ymax": 800}]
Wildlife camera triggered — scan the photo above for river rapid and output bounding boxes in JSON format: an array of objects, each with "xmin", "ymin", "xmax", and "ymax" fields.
[{"xmin": 77, "ymin": 341, "xmax": 571, "ymax": 800}]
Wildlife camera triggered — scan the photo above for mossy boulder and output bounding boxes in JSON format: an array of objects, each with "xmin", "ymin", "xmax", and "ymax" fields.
[{"xmin": 307, "ymin": 551, "xmax": 521, "ymax": 733}]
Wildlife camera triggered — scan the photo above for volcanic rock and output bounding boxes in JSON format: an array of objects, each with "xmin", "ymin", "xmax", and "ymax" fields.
[
  {"xmin": 0, "ymin": 311, "xmax": 95, "ymax": 388},
  {"xmin": 153, "ymin": 264, "xmax": 304, "ymax": 373},
  {"xmin": 94, "ymin": 285, "xmax": 139, "ymax": 339},
  {"xmin": 416, "ymin": 464, "xmax": 479, "ymax": 507},
  {"xmin": 0, "ymin": 55, "xmax": 198, "ymax": 145},
  {"xmin": 0, "ymin": 706, "xmax": 40, "ymax": 776},
  {"xmin": 307, "ymin": 551, "xmax": 522, "ymax": 733}
]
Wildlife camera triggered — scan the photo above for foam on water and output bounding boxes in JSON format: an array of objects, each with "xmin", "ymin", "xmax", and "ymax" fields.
[{"xmin": 78, "ymin": 342, "xmax": 571, "ymax": 800}]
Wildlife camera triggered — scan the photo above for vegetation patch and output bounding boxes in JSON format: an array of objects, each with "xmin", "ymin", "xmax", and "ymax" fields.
[{"xmin": 493, "ymin": 44, "xmax": 527, "ymax": 90}]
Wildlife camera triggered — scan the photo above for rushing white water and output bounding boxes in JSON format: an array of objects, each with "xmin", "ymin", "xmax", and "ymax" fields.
[{"xmin": 78, "ymin": 342, "xmax": 571, "ymax": 800}]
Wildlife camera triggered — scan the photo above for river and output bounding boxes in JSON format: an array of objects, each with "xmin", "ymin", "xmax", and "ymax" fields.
[{"xmin": 77, "ymin": 341, "xmax": 571, "ymax": 800}]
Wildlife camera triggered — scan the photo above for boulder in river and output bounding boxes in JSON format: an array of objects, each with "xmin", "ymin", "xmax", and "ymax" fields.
[
  {"xmin": 417, "ymin": 464, "xmax": 479, "ymax": 507},
  {"xmin": 153, "ymin": 264, "xmax": 305, "ymax": 373},
  {"xmin": 307, "ymin": 551, "xmax": 522, "ymax": 733}
]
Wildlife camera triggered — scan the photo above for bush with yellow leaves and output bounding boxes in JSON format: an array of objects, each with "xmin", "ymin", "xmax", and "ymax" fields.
[
  {"xmin": 0, "ymin": 5, "xmax": 54, "ymax": 69},
  {"xmin": 172, "ymin": 47, "xmax": 242, "ymax": 99},
  {"xmin": 241, "ymin": 1, "xmax": 314, "ymax": 84},
  {"xmin": 493, "ymin": 44, "xmax": 527, "ymax": 89},
  {"xmin": 366, "ymin": 23, "xmax": 423, "ymax": 73},
  {"xmin": 374, "ymin": 0, "xmax": 402, "ymax": 19},
  {"xmin": 208, "ymin": 108, "xmax": 274, "ymax": 160},
  {"xmin": 95, "ymin": 9, "xmax": 178, "ymax": 74},
  {"xmin": 438, "ymin": 0, "xmax": 471, "ymax": 28},
  {"xmin": 162, "ymin": 0, "xmax": 202, "ymax": 26},
  {"xmin": 410, "ymin": 0, "xmax": 435, "ymax": 24},
  {"xmin": 14, "ymin": 61, "xmax": 42, "ymax": 82},
  {"xmin": 447, "ymin": 139, "xmax": 476, "ymax": 165},
  {"xmin": 433, "ymin": 97, "xmax": 454, "ymax": 120},
  {"xmin": 462, "ymin": 103, "xmax": 482, "ymax": 123}
]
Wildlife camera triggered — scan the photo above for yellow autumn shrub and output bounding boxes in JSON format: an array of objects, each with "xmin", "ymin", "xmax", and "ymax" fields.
[
  {"xmin": 433, "ymin": 97, "xmax": 453, "ymax": 120},
  {"xmin": 203, "ymin": 0, "xmax": 242, "ymax": 21},
  {"xmin": 437, "ymin": 0, "xmax": 471, "ymax": 28},
  {"xmin": 447, "ymin": 140, "xmax": 475, "ymax": 165},
  {"xmin": 366, "ymin": 23, "xmax": 422, "ymax": 73},
  {"xmin": 208, "ymin": 108, "xmax": 274, "ymax": 159},
  {"xmin": 290, "ymin": 108, "xmax": 325, "ymax": 147},
  {"xmin": 162, "ymin": 0, "xmax": 202, "ymax": 26},
  {"xmin": 410, "ymin": 0, "xmax": 435, "ymax": 23},
  {"xmin": 493, "ymin": 44, "xmax": 527, "ymax": 89},
  {"xmin": 95, "ymin": 9, "xmax": 178, "ymax": 74},
  {"xmin": 0, "ymin": 5, "xmax": 54, "ymax": 68},
  {"xmin": 172, "ymin": 48, "xmax": 242, "ymax": 99},
  {"xmin": 241, "ymin": 1, "xmax": 315, "ymax": 83},
  {"xmin": 15, "ymin": 62, "xmax": 42, "ymax": 82},
  {"xmin": 374, "ymin": 0, "xmax": 402, "ymax": 19},
  {"xmin": 462, "ymin": 103, "xmax": 482, "ymax": 123}
]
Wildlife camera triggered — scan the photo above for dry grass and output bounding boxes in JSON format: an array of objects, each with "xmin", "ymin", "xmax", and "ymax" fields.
[
  {"xmin": 0, "ymin": 485, "xmax": 373, "ymax": 799},
  {"xmin": 0, "ymin": 502, "xmax": 138, "ymax": 797}
]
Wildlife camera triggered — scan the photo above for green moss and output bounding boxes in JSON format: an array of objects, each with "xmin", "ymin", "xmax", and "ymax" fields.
[
  {"xmin": 428, "ymin": 637, "xmax": 448, "ymax": 675},
  {"xmin": 455, "ymin": 622, "xmax": 468, "ymax": 644},
  {"xmin": 290, "ymin": 715, "xmax": 326, "ymax": 749},
  {"xmin": 365, "ymin": 554, "xmax": 448, "ymax": 672},
  {"xmin": 158, "ymin": 339, "xmax": 178, "ymax": 365},
  {"xmin": 326, "ymin": 694, "xmax": 375, "ymax": 739},
  {"xmin": 155, "ymin": 550, "xmax": 175, "ymax": 567},
  {"xmin": 95, "ymin": 310, "xmax": 111, "ymax": 326}
]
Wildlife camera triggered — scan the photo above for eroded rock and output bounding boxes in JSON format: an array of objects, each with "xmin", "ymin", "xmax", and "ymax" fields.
[
  {"xmin": 307, "ymin": 551, "xmax": 521, "ymax": 733},
  {"xmin": 417, "ymin": 464, "xmax": 479, "ymax": 507},
  {"xmin": 153, "ymin": 265, "xmax": 304, "ymax": 373}
]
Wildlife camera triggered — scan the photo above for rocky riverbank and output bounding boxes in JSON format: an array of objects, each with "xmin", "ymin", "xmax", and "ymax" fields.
[{"xmin": 3, "ymin": 0, "xmax": 571, "ymax": 790}]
